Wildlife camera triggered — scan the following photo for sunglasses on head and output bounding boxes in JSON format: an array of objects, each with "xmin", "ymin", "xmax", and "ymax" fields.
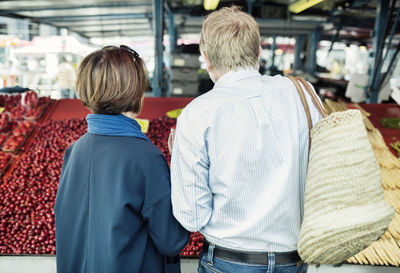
[{"xmin": 120, "ymin": 45, "xmax": 139, "ymax": 59}]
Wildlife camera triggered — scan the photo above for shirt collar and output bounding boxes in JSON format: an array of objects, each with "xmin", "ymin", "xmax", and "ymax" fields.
[{"xmin": 214, "ymin": 67, "xmax": 261, "ymax": 88}]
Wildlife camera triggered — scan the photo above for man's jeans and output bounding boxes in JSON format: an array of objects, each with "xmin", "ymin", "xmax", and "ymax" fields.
[{"xmin": 197, "ymin": 244, "xmax": 308, "ymax": 273}]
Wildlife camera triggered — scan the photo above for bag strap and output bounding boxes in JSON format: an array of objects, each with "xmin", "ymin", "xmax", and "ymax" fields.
[
  {"xmin": 287, "ymin": 76, "xmax": 313, "ymax": 133},
  {"xmin": 295, "ymin": 76, "xmax": 328, "ymax": 118}
]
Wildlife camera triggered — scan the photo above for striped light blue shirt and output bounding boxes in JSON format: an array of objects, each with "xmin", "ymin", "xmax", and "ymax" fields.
[{"xmin": 170, "ymin": 68, "xmax": 322, "ymax": 252}]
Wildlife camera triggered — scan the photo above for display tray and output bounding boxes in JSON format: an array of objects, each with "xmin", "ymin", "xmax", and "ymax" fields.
[
  {"xmin": 24, "ymin": 107, "xmax": 45, "ymax": 121},
  {"xmin": 0, "ymin": 158, "xmax": 12, "ymax": 177},
  {"xmin": 1, "ymin": 134, "xmax": 27, "ymax": 154},
  {"xmin": 0, "ymin": 133, "xmax": 9, "ymax": 147}
]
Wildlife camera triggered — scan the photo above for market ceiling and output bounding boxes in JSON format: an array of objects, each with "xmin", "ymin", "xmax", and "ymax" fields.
[{"xmin": 0, "ymin": 0, "xmax": 385, "ymax": 41}]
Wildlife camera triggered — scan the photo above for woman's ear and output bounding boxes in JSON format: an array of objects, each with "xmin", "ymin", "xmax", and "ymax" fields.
[
  {"xmin": 201, "ymin": 51, "xmax": 213, "ymax": 72},
  {"xmin": 258, "ymin": 45, "xmax": 262, "ymax": 59}
]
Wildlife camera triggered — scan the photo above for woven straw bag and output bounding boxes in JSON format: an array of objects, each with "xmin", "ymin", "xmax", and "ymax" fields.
[{"xmin": 287, "ymin": 76, "xmax": 394, "ymax": 265}]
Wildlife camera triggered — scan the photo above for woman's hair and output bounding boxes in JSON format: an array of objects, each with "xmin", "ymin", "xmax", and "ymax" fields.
[
  {"xmin": 76, "ymin": 46, "xmax": 148, "ymax": 115},
  {"xmin": 200, "ymin": 6, "xmax": 260, "ymax": 73}
]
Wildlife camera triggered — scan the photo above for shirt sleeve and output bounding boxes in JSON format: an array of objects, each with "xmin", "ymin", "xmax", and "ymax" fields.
[
  {"xmin": 141, "ymin": 152, "xmax": 190, "ymax": 256},
  {"xmin": 170, "ymin": 111, "xmax": 213, "ymax": 232}
]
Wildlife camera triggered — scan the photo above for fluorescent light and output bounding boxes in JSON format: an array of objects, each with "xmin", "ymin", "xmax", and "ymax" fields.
[
  {"xmin": 203, "ymin": 0, "xmax": 220, "ymax": 10},
  {"xmin": 289, "ymin": 0, "xmax": 326, "ymax": 13}
]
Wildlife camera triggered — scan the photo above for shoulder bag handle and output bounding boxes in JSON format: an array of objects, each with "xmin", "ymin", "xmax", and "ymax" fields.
[
  {"xmin": 287, "ymin": 76, "xmax": 313, "ymax": 131},
  {"xmin": 295, "ymin": 76, "xmax": 328, "ymax": 118},
  {"xmin": 287, "ymin": 76, "xmax": 312, "ymax": 149}
]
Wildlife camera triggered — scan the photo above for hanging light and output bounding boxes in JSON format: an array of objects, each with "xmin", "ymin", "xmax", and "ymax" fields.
[
  {"xmin": 203, "ymin": 0, "xmax": 220, "ymax": 10},
  {"xmin": 289, "ymin": 0, "xmax": 326, "ymax": 14}
]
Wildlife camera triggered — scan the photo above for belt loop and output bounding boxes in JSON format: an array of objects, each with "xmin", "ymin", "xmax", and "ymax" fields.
[
  {"xmin": 268, "ymin": 253, "xmax": 275, "ymax": 272},
  {"xmin": 207, "ymin": 243, "xmax": 215, "ymax": 265}
]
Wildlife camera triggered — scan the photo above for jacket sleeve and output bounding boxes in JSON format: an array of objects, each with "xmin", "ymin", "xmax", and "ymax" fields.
[{"xmin": 141, "ymin": 152, "xmax": 190, "ymax": 257}]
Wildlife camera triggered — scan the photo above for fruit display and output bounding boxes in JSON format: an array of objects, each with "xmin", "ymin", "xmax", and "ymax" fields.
[
  {"xmin": 0, "ymin": 151, "xmax": 11, "ymax": 173},
  {"xmin": 146, "ymin": 116, "xmax": 177, "ymax": 163},
  {"xmin": 25, "ymin": 107, "xmax": 44, "ymax": 121},
  {"xmin": 0, "ymin": 114, "xmax": 205, "ymax": 256},
  {"xmin": 22, "ymin": 91, "xmax": 38, "ymax": 108},
  {"xmin": 0, "ymin": 119, "xmax": 87, "ymax": 254},
  {"xmin": 2, "ymin": 94, "xmax": 21, "ymax": 111},
  {"xmin": 38, "ymin": 96, "xmax": 51, "ymax": 107},
  {"xmin": 0, "ymin": 134, "xmax": 9, "ymax": 147},
  {"xmin": 9, "ymin": 105, "xmax": 26, "ymax": 120},
  {"xmin": 12, "ymin": 121, "xmax": 35, "ymax": 137},
  {"xmin": 0, "ymin": 92, "xmax": 50, "ymax": 122},
  {"xmin": 2, "ymin": 135, "xmax": 26, "ymax": 153},
  {"xmin": 381, "ymin": 118, "xmax": 400, "ymax": 129},
  {"xmin": 180, "ymin": 232, "xmax": 204, "ymax": 257},
  {"xmin": 0, "ymin": 113, "xmax": 10, "ymax": 132}
]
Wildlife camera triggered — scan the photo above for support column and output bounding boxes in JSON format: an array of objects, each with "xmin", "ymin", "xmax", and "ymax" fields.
[
  {"xmin": 294, "ymin": 34, "xmax": 305, "ymax": 71},
  {"xmin": 368, "ymin": 0, "xmax": 390, "ymax": 103},
  {"xmin": 166, "ymin": 11, "xmax": 176, "ymax": 97},
  {"xmin": 271, "ymin": 36, "xmax": 277, "ymax": 68},
  {"xmin": 152, "ymin": 0, "xmax": 164, "ymax": 97},
  {"xmin": 169, "ymin": 12, "xmax": 176, "ymax": 54},
  {"xmin": 247, "ymin": 0, "xmax": 256, "ymax": 15},
  {"xmin": 308, "ymin": 27, "xmax": 321, "ymax": 76}
]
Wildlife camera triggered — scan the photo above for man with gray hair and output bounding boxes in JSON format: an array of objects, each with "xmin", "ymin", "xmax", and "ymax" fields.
[{"xmin": 169, "ymin": 6, "xmax": 321, "ymax": 273}]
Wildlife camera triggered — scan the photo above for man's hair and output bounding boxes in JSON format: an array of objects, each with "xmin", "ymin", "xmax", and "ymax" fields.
[
  {"xmin": 76, "ymin": 46, "xmax": 148, "ymax": 115},
  {"xmin": 200, "ymin": 6, "xmax": 260, "ymax": 73}
]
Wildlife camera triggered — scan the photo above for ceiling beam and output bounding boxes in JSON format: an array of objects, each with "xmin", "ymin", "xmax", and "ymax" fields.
[
  {"xmin": 79, "ymin": 28, "xmax": 151, "ymax": 34},
  {"xmin": 0, "ymin": 2, "xmax": 152, "ymax": 16},
  {"xmin": 51, "ymin": 19, "xmax": 150, "ymax": 27},
  {"xmin": 68, "ymin": 22, "xmax": 151, "ymax": 31},
  {"xmin": 37, "ymin": 13, "xmax": 153, "ymax": 23},
  {"xmin": 84, "ymin": 30, "xmax": 153, "ymax": 38}
]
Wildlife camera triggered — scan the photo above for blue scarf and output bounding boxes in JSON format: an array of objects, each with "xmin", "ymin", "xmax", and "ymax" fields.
[{"xmin": 86, "ymin": 114, "xmax": 151, "ymax": 143}]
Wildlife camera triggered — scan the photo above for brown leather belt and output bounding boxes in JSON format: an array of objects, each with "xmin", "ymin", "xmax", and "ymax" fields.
[{"xmin": 203, "ymin": 240, "xmax": 301, "ymax": 265}]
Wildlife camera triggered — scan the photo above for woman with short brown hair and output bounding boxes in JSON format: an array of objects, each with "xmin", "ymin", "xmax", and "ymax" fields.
[{"xmin": 55, "ymin": 45, "xmax": 190, "ymax": 273}]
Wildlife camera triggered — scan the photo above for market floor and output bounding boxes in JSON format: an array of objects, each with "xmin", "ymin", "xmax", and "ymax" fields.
[{"xmin": 181, "ymin": 258, "xmax": 199, "ymax": 273}]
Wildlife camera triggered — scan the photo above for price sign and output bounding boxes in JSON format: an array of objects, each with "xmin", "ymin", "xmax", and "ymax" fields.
[
  {"xmin": 135, "ymin": 118, "xmax": 150, "ymax": 133},
  {"xmin": 166, "ymin": 109, "xmax": 183, "ymax": 119}
]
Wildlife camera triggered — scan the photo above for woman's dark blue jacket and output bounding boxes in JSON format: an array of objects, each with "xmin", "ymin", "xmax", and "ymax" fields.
[{"xmin": 54, "ymin": 133, "xmax": 190, "ymax": 273}]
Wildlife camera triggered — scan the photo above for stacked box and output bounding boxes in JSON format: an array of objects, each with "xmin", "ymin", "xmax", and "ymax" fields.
[
  {"xmin": 170, "ymin": 53, "xmax": 200, "ymax": 96},
  {"xmin": 172, "ymin": 53, "xmax": 200, "ymax": 68},
  {"xmin": 171, "ymin": 81, "xmax": 199, "ymax": 96}
]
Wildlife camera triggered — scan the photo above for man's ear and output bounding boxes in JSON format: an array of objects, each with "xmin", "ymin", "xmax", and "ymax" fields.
[{"xmin": 201, "ymin": 51, "xmax": 213, "ymax": 71}]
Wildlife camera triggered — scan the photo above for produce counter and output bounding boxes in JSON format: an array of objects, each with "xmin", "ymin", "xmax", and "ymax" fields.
[
  {"xmin": 0, "ymin": 97, "xmax": 399, "ymax": 273},
  {"xmin": 1, "ymin": 257, "xmax": 400, "ymax": 273},
  {"xmin": 47, "ymin": 97, "xmax": 194, "ymax": 120},
  {"xmin": 360, "ymin": 103, "xmax": 400, "ymax": 156}
]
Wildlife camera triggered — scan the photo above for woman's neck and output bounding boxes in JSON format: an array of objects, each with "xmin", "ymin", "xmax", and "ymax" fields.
[{"xmin": 122, "ymin": 111, "xmax": 138, "ymax": 119}]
